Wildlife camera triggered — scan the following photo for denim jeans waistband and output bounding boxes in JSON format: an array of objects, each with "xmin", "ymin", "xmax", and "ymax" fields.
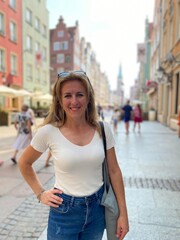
[{"xmin": 54, "ymin": 185, "xmax": 104, "ymax": 205}]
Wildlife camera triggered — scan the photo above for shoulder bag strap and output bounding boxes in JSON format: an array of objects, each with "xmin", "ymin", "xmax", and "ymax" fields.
[{"xmin": 99, "ymin": 121, "xmax": 110, "ymax": 190}]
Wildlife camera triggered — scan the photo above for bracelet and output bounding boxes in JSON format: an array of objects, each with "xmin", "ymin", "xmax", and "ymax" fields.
[{"xmin": 37, "ymin": 189, "xmax": 45, "ymax": 202}]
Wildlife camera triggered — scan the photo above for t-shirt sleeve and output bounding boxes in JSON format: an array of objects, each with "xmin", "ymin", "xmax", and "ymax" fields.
[
  {"xmin": 103, "ymin": 121, "xmax": 115, "ymax": 150},
  {"xmin": 30, "ymin": 126, "xmax": 49, "ymax": 152}
]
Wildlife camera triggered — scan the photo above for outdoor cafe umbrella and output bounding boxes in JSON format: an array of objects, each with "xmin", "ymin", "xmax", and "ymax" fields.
[
  {"xmin": 15, "ymin": 89, "xmax": 32, "ymax": 97},
  {"xmin": 32, "ymin": 93, "xmax": 52, "ymax": 101},
  {"xmin": 0, "ymin": 85, "xmax": 18, "ymax": 97}
]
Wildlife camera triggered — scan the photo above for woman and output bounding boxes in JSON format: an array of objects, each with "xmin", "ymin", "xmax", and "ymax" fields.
[
  {"xmin": 18, "ymin": 71, "xmax": 129, "ymax": 240},
  {"xmin": 11, "ymin": 104, "xmax": 32, "ymax": 164},
  {"xmin": 133, "ymin": 104, "xmax": 142, "ymax": 132}
]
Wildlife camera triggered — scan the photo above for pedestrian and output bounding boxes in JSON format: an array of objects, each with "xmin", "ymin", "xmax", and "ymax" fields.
[
  {"xmin": 103, "ymin": 105, "xmax": 113, "ymax": 124},
  {"xmin": 18, "ymin": 70, "xmax": 129, "ymax": 240},
  {"xmin": 112, "ymin": 108, "xmax": 120, "ymax": 134},
  {"xmin": 27, "ymin": 107, "xmax": 36, "ymax": 126},
  {"xmin": 122, "ymin": 100, "xmax": 133, "ymax": 134},
  {"xmin": 178, "ymin": 106, "xmax": 180, "ymax": 138},
  {"xmin": 45, "ymin": 151, "xmax": 52, "ymax": 167},
  {"xmin": 133, "ymin": 104, "xmax": 143, "ymax": 132},
  {"xmin": 97, "ymin": 103, "xmax": 102, "ymax": 118},
  {"xmin": 11, "ymin": 104, "xmax": 32, "ymax": 164}
]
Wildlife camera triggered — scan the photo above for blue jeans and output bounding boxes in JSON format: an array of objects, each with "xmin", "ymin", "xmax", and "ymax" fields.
[{"xmin": 47, "ymin": 185, "xmax": 105, "ymax": 240}]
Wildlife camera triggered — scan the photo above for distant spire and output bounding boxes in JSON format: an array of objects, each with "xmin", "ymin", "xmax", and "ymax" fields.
[
  {"xmin": 59, "ymin": 16, "xmax": 64, "ymax": 22},
  {"xmin": 75, "ymin": 20, "xmax": 79, "ymax": 27},
  {"xmin": 118, "ymin": 64, "xmax": 123, "ymax": 79}
]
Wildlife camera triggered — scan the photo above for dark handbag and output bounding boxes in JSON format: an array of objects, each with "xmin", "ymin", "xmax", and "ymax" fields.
[
  {"xmin": 100, "ymin": 121, "xmax": 119, "ymax": 240},
  {"xmin": 23, "ymin": 128, "xmax": 30, "ymax": 134}
]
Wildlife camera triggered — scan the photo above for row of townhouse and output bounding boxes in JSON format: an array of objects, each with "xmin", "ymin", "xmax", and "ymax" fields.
[
  {"xmin": 0, "ymin": 0, "xmax": 113, "ymax": 114},
  {"xmin": 131, "ymin": 0, "xmax": 180, "ymax": 130},
  {"xmin": 49, "ymin": 16, "xmax": 111, "ymax": 106}
]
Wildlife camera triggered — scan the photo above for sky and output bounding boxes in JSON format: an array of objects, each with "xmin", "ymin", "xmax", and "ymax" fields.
[{"xmin": 46, "ymin": 0, "xmax": 155, "ymax": 96}]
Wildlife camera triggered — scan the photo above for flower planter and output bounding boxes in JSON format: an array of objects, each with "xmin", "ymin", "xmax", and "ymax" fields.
[
  {"xmin": 0, "ymin": 111, "xmax": 10, "ymax": 126},
  {"xmin": 148, "ymin": 110, "xmax": 156, "ymax": 121}
]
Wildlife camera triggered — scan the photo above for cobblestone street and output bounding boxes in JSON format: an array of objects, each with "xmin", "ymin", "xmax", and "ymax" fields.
[{"xmin": 0, "ymin": 120, "xmax": 180, "ymax": 240}]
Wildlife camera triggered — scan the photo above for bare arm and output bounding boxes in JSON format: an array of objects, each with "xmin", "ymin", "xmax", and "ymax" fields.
[
  {"xmin": 18, "ymin": 145, "xmax": 63, "ymax": 207},
  {"xmin": 107, "ymin": 147, "xmax": 129, "ymax": 240},
  {"xmin": 14, "ymin": 119, "xmax": 18, "ymax": 131}
]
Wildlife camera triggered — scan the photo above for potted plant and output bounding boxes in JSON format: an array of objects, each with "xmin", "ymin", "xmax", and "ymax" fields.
[{"xmin": 0, "ymin": 110, "xmax": 10, "ymax": 126}]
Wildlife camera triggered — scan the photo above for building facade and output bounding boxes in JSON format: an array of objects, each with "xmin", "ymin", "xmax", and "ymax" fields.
[
  {"xmin": 22, "ymin": 0, "xmax": 50, "ymax": 97},
  {"xmin": 152, "ymin": 0, "xmax": 180, "ymax": 129},
  {"xmin": 0, "ymin": 0, "xmax": 22, "ymax": 110},
  {"xmin": 50, "ymin": 16, "xmax": 81, "ymax": 88}
]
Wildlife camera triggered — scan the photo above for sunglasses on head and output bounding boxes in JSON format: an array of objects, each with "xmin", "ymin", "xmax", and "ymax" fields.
[
  {"xmin": 58, "ymin": 70, "xmax": 87, "ymax": 78},
  {"xmin": 57, "ymin": 70, "xmax": 93, "ymax": 90}
]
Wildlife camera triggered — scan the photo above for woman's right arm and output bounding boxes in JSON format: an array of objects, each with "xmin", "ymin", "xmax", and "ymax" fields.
[{"xmin": 18, "ymin": 145, "xmax": 63, "ymax": 207}]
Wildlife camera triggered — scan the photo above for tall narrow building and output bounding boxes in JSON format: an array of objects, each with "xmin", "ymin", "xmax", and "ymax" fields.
[
  {"xmin": 22, "ymin": 0, "xmax": 49, "ymax": 94},
  {"xmin": 49, "ymin": 17, "xmax": 81, "ymax": 88},
  {"xmin": 0, "ymin": 0, "xmax": 23, "ymax": 110},
  {"xmin": 116, "ymin": 64, "xmax": 124, "ymax": 105}
]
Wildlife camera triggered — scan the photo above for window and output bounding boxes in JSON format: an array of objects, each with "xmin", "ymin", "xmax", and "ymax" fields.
[
  {"xmin": 10, "ymin": 54, "xmax": 17, "ymax": 75},
  {"xmin": 0, "ymin": 12, "xmax": 5, "ymax": 36},
  {"xmin": 35, "ymin": 17, "xmax": 40, "ymax": 32},
  {"xmin": 53, "ymin": 42, "xmax": 60, "ymax": 51},
  {"xmin": 53, "ymin": 41, "xmax": 68, "ymax": 51},
  {"xmin": 0, "ymin": 49, "xmax": 5, "ymax": 71},
  {"xmin": 10, "ymin": 21, "xmax": 17, "ymax": 42},
  {"xmin": 65, "ymin": 55, "xmax": 71, "ymax": 63},
  {"xmin": 9, "ymin": 0, "xmax": 16, "ymax": 10},
  {"xmin": 26, "ymin": 35, "xmax": 32, "ymax": 52},
  {"xmin": 26, "ymin": 64, "xmax": 32, "ymax": 81},
  {"xmin": 26, "ymin": 8, "xmax": 32, "ymax": 24},
  {"xmin": 42, "ymin": 24, "xmax": 47, "ymax": 37},
  {"xmin": 57, "ymin": 54, "xmax": 64, "ymax": 63},
  {"xmin": 35, "ymin": 41, "xmax": 40, "ymax": 52},
  {"xmin": 60, "ymin": 41, "xmax": 68, "ymax": 50},
  {"xmin": 57, "ymin": 30, "xmax": 64, "ymax": 37}
]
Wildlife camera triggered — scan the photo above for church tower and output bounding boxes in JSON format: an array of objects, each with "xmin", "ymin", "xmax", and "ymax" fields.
[{"xmin": 116, "ymin": 64, "xmax": 124, "ymax": 105}]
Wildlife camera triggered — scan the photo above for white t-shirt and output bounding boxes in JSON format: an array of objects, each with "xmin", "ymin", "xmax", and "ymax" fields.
[{"xmin": 31, "ymin": 122, "xmax": 115, "ymax": 196}]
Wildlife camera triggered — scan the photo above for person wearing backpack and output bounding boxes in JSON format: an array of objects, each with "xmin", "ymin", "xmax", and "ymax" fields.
[{"xmin": 10, "ymin": 104, "xmax": 32, "ymax": 164}]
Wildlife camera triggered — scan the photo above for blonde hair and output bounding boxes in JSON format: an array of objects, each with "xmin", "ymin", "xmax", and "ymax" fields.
[{"xmin": 43, "ymin": 72, "xmax": 101, "ymax": 133}]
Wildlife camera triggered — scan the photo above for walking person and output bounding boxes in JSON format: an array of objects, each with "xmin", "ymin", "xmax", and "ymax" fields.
[
  {"xmin": 27, "ymin": 107, "xmax": 36, "ymax": 126},
  {"xmin": 133, "ymin": 104, "xmax": 143, "ymax": 132},
  {"xmin": 45, "ymin": 151, "xmax": 52, "ymax": 167},
  {"xmin": 112, "ymin": 108, "xmax": 120, "ymax": 134},
  {"xmin": 18, "ymin": 71, "xmax": 129, "ymax": 240},
  {"xmin": 11, "ymin": 104, "xmax": 32, "ymax": 164},
  {"xmin": 122, "ymin": 100, "xmax": 133, "ymax": 134}
]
